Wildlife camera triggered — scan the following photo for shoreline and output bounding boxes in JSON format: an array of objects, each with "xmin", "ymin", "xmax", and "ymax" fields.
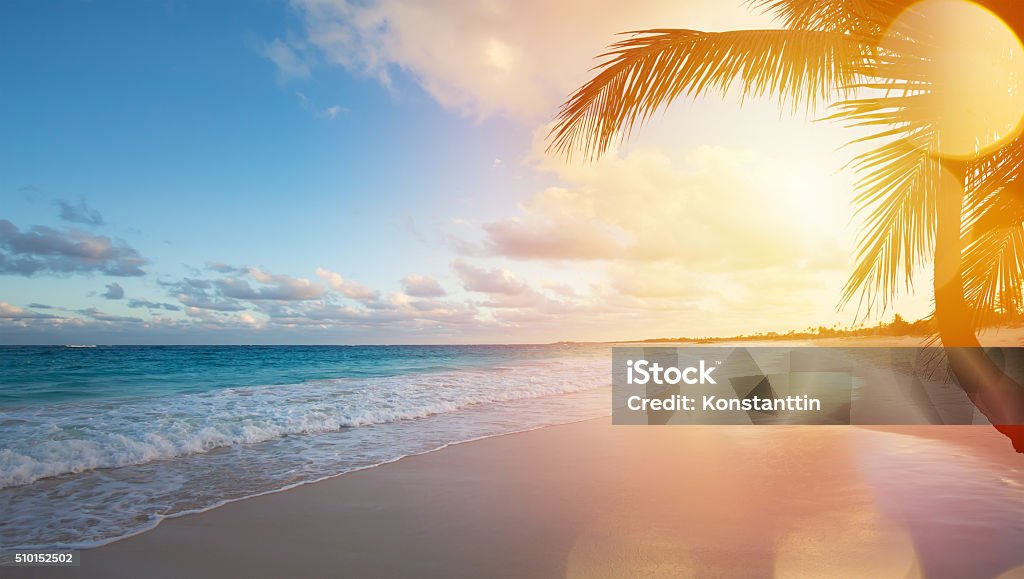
[
  {"xmin": 14, "ymin": 418, "xmax": 1024, "ymax": 578},
  {"xmin": 49, "ymin": 415, "xmax": 612, "ymax": 552}
]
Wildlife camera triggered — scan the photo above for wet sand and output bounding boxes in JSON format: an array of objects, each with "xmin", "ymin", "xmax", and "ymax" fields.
[{"xmin": 13, "ymin": 417, "xmax": 1024, "ymax": 579}]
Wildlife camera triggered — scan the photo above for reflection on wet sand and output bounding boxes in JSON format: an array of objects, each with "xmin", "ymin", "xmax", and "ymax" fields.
[
  {"xmin": 567, "ymin": 425, "xmax": 1023, "ymax": 578},
  {"xmin": 24, "ymin": 419, "xmax": 1024, "ymax": 578}
]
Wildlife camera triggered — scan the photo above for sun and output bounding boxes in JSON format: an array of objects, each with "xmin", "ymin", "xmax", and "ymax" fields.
[{"xmin": 884, "ymin": 0, "xmax": 1024, "ymax": 160}]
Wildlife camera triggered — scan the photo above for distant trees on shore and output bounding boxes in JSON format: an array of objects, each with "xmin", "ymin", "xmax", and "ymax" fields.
[{"xmin": 638, "ymin": 314, "xmax": 939, "ymax": 343}]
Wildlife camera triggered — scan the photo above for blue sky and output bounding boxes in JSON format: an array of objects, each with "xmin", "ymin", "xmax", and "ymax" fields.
[
  {"xmin": 2, "ymin": 0, "xmax": 531, "ymax": 279},
  {"xmin": 0, "ymin": 0, "xmax": 931, "ymax": 344}
]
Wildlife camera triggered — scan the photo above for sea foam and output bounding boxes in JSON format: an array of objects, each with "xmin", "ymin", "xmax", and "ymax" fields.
[
  {"xmin": 0, "ymin": 357, "xmax": 606, "ymax": 489},
  {"xmin": 0, "ymin": 354, "xmax": 610, "ymax": 549}
]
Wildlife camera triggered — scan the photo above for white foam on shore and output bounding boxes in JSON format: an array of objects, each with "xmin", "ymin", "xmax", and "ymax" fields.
[
  {"xmin": 0, "ymin": 358, "xmax": 607, "ymax": 489},
  {"xmin": 21, "ymin": 412, "xmax": 609, "ymax": 551},
  {"xmin": 0, "ymin": 356, "xmax": 611, "ymax": 549}
]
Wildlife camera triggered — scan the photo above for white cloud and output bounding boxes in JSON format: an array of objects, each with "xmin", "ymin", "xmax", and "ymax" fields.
[
  {"xmin": 0, "ymin": 219, "xmax": 148, "ymax": 277},
  {"xmin": 400, "ymin": 274, "xmax": 447, "ymax": 297},
  {"xmin": 0, "ymin": 302, "xmax": 30, "ymax": 318},
  {"xmin": 452, "ymin": 258, "xmax": 532, "ymax": 295},
  {"xmin": 315, "ymin": 267, "xmax": 381, "ymax": 302},
  {"xmin": 289, "ymin": 0, "xmax": 770, "ymax": 120},
  {"xmin": 263, "ymin": 38, "xmax": 312, "ymax": 79},
  {"xmin": 479, "ymin": 145, "xmax": 848, "ymax": 271}
]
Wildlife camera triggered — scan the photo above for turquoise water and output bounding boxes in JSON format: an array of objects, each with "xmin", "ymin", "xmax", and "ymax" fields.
[
  {"xmin": 0, "ymin": 344, "xmax": 611, "ymax": 548},
  {"xmin": 0, "ymin": 345, "xmax": 599, "ymax": 405}
]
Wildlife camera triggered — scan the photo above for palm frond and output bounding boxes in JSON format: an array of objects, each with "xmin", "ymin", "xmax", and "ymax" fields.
[
  {"xmin": 749, "ymin": 0, "xmax": 909, "ymax": 34},
  {"xmin": 966, "ymin": 136, "xmax": 1024, "ymax": 202},
  {"xmin": 839, "ymin": 130, "xmax": 939, "ymax": 313},
  {"xmin": 829, "ymin": 27, "xmax": 942, "ymax": 315},
  {"xmin": 961, "ymin": 206, "xmax": 1024, "ymax": 328},
  {"xmin": 961, "ymin": 138, "xmax": 1024, "ymax": 328},
  {"xmin": 547, "ymin": 29, "xmax": 870, "ymax": 159}
]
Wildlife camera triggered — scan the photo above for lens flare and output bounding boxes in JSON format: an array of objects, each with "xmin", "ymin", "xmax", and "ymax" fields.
[
  {"xmin": 773, "ymin": 509, "xmax": 921, "ymax": 578},
  {"xmin": 883, "ymin": 0, "xmax": 1024, "ymax": 159},
  {"xmin": 565, "ymin": 518, "xmax": 697, "ymax": 578}
]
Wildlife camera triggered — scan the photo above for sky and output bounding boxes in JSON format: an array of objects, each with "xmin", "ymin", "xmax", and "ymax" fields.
[{"xmin": 0, "ymin": 0, "xmax": 933, "ymax": 344}]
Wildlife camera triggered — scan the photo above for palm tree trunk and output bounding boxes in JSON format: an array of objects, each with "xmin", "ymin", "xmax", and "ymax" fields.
[{"xmin": 934, "ymin": 159, "xmax": 1024, "ymax": 435}]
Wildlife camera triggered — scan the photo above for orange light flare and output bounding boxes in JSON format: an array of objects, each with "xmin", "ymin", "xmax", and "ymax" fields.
[{"xmin": 882, "ymin": 0, "xmax": 1024, "ymax": 160}]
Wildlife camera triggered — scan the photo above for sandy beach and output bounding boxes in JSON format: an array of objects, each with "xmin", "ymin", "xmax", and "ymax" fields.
[{"xmin": 13, "ymin": 417, "xmax": 1024, "ymax": 579}]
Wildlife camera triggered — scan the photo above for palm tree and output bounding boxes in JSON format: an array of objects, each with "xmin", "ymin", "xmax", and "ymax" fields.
[{"xmin": 549, "ymin": 0, "xmax": 1024, "ymax": 443}]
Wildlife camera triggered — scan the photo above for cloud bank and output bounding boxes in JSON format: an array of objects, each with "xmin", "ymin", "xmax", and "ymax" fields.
[{"xmin": 0, "ymin": 220, "xmax": 147, "ymax": 277}]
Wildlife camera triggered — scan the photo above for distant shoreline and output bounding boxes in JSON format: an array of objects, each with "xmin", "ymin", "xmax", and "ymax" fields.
[{"xmin": 615, "ymin": 326, "xmax": 1024, "ymax": 348}]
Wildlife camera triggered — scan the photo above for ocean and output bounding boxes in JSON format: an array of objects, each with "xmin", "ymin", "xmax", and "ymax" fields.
[{"xmin": 0, "ymin": 344, "xmax": 611, "ymax": 549}]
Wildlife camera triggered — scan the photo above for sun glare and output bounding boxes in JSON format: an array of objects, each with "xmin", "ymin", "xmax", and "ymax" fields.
[{"xmin": 885, "ymin": 0, "xmax": 1024, "ymax": 159}]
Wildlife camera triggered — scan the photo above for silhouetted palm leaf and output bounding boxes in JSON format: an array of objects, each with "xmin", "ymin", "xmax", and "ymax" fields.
[
  {"xmin": 831, "ymin": 28, "xmax": 946, "ymax": 315},
  {"xmin": 839, "ymin": 132, "xmax": 938, "ymax": 313},
  {"xmin": 548, "ymin": 28, "xmax": 870, "ymax": 159},
  {"xmin": 750, "ymin": 0, "xmax": 907, "ymax": 33},
  {"xmin": 962, "ymin": 138, "xmax": 1024, "ymax": 327}
]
